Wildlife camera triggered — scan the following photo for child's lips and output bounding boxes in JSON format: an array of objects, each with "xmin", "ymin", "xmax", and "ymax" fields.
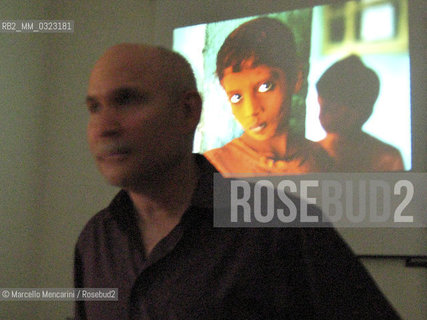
[{"xmin": 249, "ymin": 122, "xmax": 266, "ymax": 133}]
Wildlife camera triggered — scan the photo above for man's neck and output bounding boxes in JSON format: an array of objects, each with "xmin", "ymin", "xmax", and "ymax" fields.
[{"xmin": 127, "ymin": 153, "xmax": 199, "ymax": 256}]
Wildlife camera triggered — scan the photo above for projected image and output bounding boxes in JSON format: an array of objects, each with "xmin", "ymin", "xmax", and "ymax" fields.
[
  {"xmin": 174, "ymin": 0, "xmax": 411, "ymax": 175},
  {"xmin": 315, "ymin": 54, "xmax": 404, "ymax": 171}
]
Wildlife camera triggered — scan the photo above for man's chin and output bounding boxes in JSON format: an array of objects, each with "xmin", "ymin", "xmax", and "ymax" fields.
[
  {"xmin": 98, "ymin": 166, "xmax": 131, "ymax": 188},
  {"xmin": 101, "ymin": 170, "xmax": 160, "ymax": 191},
  {"xmin": 102, "ymin": 174, "xmax": 129, "ymax": 189},
  {"xmin": 98, "ymin": 153, "xmax": 186, "ymax": 190}
]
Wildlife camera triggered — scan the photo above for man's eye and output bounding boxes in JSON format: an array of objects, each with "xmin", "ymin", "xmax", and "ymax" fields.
[
  {"xmin": 230, "ymin": 94, "xmax": 242, "ymax": 104},
  {"xmin": 87, "ymin": 103, "xmax": 99, "ymax": 114},
  {"xmin": 258, "ymin": 81, "xmax": 274, "ymax": 93},
  {"xmin": 115, "ymin": 92, "xmax": 137, "ymax": 106},
  {"xmin": 114, "ymin": 89, "xmax": 145, "ymax": 107}
]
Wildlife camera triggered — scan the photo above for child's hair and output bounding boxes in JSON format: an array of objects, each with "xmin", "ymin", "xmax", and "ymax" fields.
[
  {"xmin": 216, "ymin": 17, "xmax": 298, "ymax": 86},
  {"xmin": 316, "ymin": 54, "xmax": 380, "ymax": 125}
]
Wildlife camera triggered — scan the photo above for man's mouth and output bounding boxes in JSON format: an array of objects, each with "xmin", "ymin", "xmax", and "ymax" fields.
[{"xmin": 96, "ymin": 143, "xmax": 131, "ymax": 160}]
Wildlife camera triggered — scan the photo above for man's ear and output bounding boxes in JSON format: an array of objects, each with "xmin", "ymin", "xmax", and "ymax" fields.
[{"xmin": 180, "ymin": 91, "xmax": 202, "ymax": 132}]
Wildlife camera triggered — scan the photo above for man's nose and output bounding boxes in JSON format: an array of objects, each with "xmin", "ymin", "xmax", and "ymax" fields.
[{"xmin": 92, "ymin": 107, "xmax": 122, "ymax": 138}]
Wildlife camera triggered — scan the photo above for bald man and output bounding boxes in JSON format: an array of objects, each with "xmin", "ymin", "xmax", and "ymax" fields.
[
  {"xmin": 85, "ymin": 44, "xmax": 202, "ymax": 255},
  {"xmin": 74, "ymin": 44, "xmax": 400, "ymax": 319}
]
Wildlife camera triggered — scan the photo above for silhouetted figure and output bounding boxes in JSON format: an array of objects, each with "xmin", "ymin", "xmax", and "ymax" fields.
[{"xmin": 316, "ymin": 54, "xmax": 404, "ymax": 171}]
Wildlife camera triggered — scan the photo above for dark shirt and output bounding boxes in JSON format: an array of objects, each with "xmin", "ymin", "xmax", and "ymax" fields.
[{"xmin": 74, "ymin": 155, "xmax": 400, "ymax": 319}]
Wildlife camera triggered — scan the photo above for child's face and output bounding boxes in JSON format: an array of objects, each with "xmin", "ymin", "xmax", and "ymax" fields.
[{"xmin": 220, "ymin": 64, "xmax": 291, "ymax": 141}]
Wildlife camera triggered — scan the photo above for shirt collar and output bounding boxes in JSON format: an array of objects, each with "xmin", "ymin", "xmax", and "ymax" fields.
[{"xmin": 108, "ymin": 154, "xmax": 219, "ymax": 227}]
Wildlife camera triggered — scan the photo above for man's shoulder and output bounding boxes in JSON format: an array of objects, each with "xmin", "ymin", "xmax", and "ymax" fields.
[
  {"xmin": 75, "ymin": 190, "xmax": 132, "ymax": 248},
  {"xmin": 76, "ymin": 207, "xmax": 113, "ymax": 245},
  {"xmin": 194, "ymin": 153, "xmax": 218, "ymax": 174}
]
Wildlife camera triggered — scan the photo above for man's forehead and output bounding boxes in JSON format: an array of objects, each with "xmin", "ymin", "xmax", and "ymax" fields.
[
  {"xmin": 93, "ymin": 46, "xmax": 159, "ymax": 77},
  {"xmin": 88, "ymin": 45, "xmax": 165, "ymax": 94}
]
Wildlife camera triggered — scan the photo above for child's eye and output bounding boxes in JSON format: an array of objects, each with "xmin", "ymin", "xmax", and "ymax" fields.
[
  {"xmin": 230, "ymin": 93, "xmax": 242, "ymax": 104},
  {"xmin": 258, "ymin": 81, "xmax": 275, "ymax": 93}
]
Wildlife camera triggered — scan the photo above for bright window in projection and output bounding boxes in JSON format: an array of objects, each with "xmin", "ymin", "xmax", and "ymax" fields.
[
  {"xmin": 173, "ymin": 0, "xmax": 411, "ymax": 173},
  {"xmin": 360, "ymin": 2, "xmax": 395, "ymax": 41}
]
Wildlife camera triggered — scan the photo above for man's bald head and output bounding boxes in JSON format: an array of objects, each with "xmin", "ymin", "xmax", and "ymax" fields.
[
  {"xmin": 91, "ymin": 43, "xmax": 198, "ymax": 101},
  {"xmin": 86, "ymin": 44, "xmax": 202, "ymax": 188}
]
